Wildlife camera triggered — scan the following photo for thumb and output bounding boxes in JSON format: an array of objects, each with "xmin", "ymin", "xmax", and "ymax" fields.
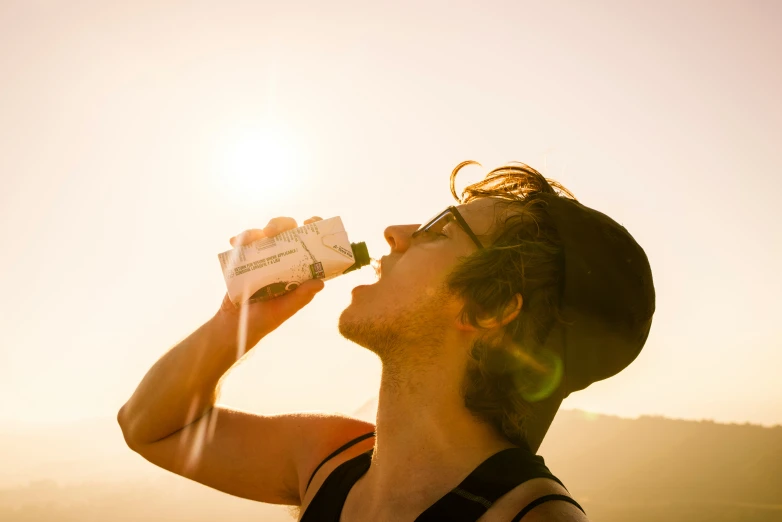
[
  {"xmin": 256, "ymin": 278, "xmax": 325, "ymax": 331},
  {"xmin": 297, "ymin": 278, "xmax": 325, "ymax": 294}
]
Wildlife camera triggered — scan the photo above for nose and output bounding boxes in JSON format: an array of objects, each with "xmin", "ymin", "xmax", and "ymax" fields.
[{"xmin": 384, "ymin": 224, "xmax": 420, "ymax": 253}]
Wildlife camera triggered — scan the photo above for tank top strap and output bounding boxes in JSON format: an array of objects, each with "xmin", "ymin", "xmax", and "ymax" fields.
[
  {"xmin": 302, "ymin": 438, "xmax": 568, "ymax": 522},
  {"xmin": 414, "ymin": 446, "xmax": 565, "ymax": 521},
  {"xmin": 300, "ymin": 448, "xmax": 374, "ymax": 522},
  {"xmin": 305, "ymin": 431, "xmax": 376, "ymax": 492}
]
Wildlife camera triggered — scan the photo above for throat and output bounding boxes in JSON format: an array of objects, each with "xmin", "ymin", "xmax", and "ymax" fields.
[
  {"xmin": 340, "ymin": 337, "xmax": 517, "ymax": 519},
  {"xmin": 367, "ymin": 362, "xmax": 516, "ymax": 490},
  {"xmin": 340, "ymin": 472, "xmax": 439, "ymax": 522},
  {"xmin": 340, "ymin": 437, "xmax": 516, "ymax": 522}
]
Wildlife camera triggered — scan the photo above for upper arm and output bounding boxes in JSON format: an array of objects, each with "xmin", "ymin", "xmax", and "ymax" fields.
[{"xmin": 126, "ymin": 406, "xmax": 375, "ymax": 505}]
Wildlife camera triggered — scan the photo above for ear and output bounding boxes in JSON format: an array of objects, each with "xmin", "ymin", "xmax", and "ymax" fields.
[
  {"xmin": 477, "ymin": 293, "xmax": 523, "ymax": 329},
  {"xmin": 456, "ymin": 294, "xmax": 523, "ymax": 332}
]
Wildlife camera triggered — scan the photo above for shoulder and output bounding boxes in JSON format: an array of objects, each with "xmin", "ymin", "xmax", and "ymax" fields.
[
  {"xmin": 479, "ymin": 477, "xmax": 589, "ymax": 522},
  {"xmin": 297, "ymin": 421, "xmax": 376, "ymax": 510},
  {"xmin": 514, "ymin": 498, "xmax": 589, "ymax": 521}
]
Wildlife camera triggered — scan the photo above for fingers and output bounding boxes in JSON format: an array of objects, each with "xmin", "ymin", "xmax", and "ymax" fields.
[
  {"xmin": 229, "ymin": 216, "xmax": 322, "ymax": 247},
  {"xmin": 257, "ymin": 278, "xmax": 325, "ymax": 328},
  {"xmin": 262, "ymin": 216, "xmax": 298, "ymax": 238},
  {"xmin": 230, "ymin": 229, "xmax": 265, "ymax": 247}
]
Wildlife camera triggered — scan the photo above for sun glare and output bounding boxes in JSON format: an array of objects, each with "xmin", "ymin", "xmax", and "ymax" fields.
[{"xmin": 212, "ymin": 124, "xmax": 309, "ymax": 205}]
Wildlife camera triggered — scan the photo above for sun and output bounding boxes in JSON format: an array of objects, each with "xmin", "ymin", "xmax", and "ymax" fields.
[{"xmin": 211, "ymin": 123, "xmax": 309, "ymax": 204}]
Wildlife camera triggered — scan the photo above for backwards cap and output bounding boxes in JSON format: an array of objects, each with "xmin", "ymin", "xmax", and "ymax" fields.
[
  {"xmin": 540, "ymin": 193, "xmax": 655, "ymax": 394},
  {"xmin": 524, "ymin": 193, "xmax": 655, "ymax": 451}
]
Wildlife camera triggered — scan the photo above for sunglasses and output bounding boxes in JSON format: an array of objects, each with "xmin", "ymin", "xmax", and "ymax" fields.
[{"xmin": 411, "ymin": 206, "xmax": 484, "ymax": 250}]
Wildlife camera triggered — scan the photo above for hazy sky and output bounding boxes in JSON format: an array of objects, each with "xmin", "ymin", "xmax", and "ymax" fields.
[{"xmin": 1, "ymin": 0, "xmax": 780, "ymax": 427}]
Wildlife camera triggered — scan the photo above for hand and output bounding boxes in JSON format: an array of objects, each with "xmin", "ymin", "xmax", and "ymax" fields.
[{"xmin": 213, "ymin": 216, "xmax": 325, "ymax": 351}]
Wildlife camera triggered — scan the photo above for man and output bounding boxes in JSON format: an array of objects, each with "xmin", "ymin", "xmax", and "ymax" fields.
[{"xmin": 118, "ymin": 160, "xmax": 655, "ymax": 521}]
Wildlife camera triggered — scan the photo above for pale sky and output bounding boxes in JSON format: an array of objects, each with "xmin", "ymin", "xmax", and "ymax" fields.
[{"xmin": 1, "ymin": 0, "xmax": 780, "ymax": 428}]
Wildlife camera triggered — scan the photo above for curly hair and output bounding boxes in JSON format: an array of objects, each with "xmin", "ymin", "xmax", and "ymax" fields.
[{"xmin": 446, "ymin": 160, "xmax": 576, "ymax": 447}]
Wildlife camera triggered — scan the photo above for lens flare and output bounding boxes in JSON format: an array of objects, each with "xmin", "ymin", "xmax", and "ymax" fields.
[
  {"xmin": 207, "ymin": 408, "xmax": 220, "ymax": 443},
  {"xmin": 176, "ymin": 395, "xmax": 201, "ymax": 471},
  {"xmin": 237, "ymin": 296, "xmax": 250, "ymax": 360},
  {"xmin": 183, "ymin": 411, "xmax": 209, "ymax": 475},
  {"xmin": 498, "ymin": 343, "xmax": 564, "ymax": 403}
]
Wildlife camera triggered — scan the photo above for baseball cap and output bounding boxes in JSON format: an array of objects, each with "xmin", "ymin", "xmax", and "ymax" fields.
[{"xmin": 523, "ymin": 192, "xmax": 656, "ymax": 452}]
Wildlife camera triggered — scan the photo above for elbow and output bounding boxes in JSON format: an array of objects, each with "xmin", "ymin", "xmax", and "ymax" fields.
[
  {"xmin": 117, "ymin": 404, "xmax": 141, "ymax": 452},
  {"xmin": 117, "ymin": 403, "xmax": 129, "ymax": 434}
]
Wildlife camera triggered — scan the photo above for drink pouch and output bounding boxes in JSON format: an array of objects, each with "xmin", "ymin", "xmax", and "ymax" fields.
[{"xmin": 218, "ymin": 216, "xmax": 370, "ymax": 304}]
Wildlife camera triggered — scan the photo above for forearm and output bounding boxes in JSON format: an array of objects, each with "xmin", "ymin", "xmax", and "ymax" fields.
[
  {"xmin": 118, "ymin": 314, "xmax": 245, "ymax": 446},
  {"xmin": 117, "ymin": 219, "xmax": 325, "ymax": 447}
]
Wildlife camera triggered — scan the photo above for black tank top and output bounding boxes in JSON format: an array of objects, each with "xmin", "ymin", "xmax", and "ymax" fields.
[{"xmin": 300, "ymin": 432, "xmax": 584, "ymax": 521}]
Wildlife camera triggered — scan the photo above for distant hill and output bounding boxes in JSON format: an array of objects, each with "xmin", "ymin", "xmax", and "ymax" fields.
[
  {"xmin": 540, "ymin": 410, "xmax": 782, "ymax": 522},
  {"xmin": 1, "ymin": 409, "xmax": 781, "ymax": 521}
]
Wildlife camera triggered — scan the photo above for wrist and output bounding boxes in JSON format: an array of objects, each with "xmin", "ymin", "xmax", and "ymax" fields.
[{"xmin": 210, "ymin": 305, "xmax": 265, "ymax": 357}]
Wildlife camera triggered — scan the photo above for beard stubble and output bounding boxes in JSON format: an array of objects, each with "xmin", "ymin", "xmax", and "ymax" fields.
[{"xmin": 338, "ymin": 283, "xmax": 454, "ymax": 373}]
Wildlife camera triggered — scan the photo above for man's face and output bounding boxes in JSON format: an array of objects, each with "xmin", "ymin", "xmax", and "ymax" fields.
[{"xmin": 338, "ymin": 197, "xmax": 502, "ymax": 361}]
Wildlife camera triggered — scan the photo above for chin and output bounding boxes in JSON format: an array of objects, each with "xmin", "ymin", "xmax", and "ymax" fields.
[
  {"xmin": 338, "ymin": 301, "xmax": 395, "ymax": 356},
  {"xmin": 338, "ymin": 281, "xmax": 451, "ymax": 360},
  {"xmin": 340, "ymin": 283, "xmax": 378, "ymax": 326},
  {"xmin": 338, "ymin": 300, "xmax": 359, "ymax": 333},
  {"xmin": 340, "ymin": 290, "xmax": 364, "ymax": 321},
  {"xmin": 338, "ymin": 301, "xmax": 368, "ymax": 334}
]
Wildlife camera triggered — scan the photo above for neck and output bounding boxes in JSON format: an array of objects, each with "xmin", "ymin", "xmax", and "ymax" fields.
[{"xmin": 357, "ymin": 344, "xmax": 516, "ymax": 514}]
